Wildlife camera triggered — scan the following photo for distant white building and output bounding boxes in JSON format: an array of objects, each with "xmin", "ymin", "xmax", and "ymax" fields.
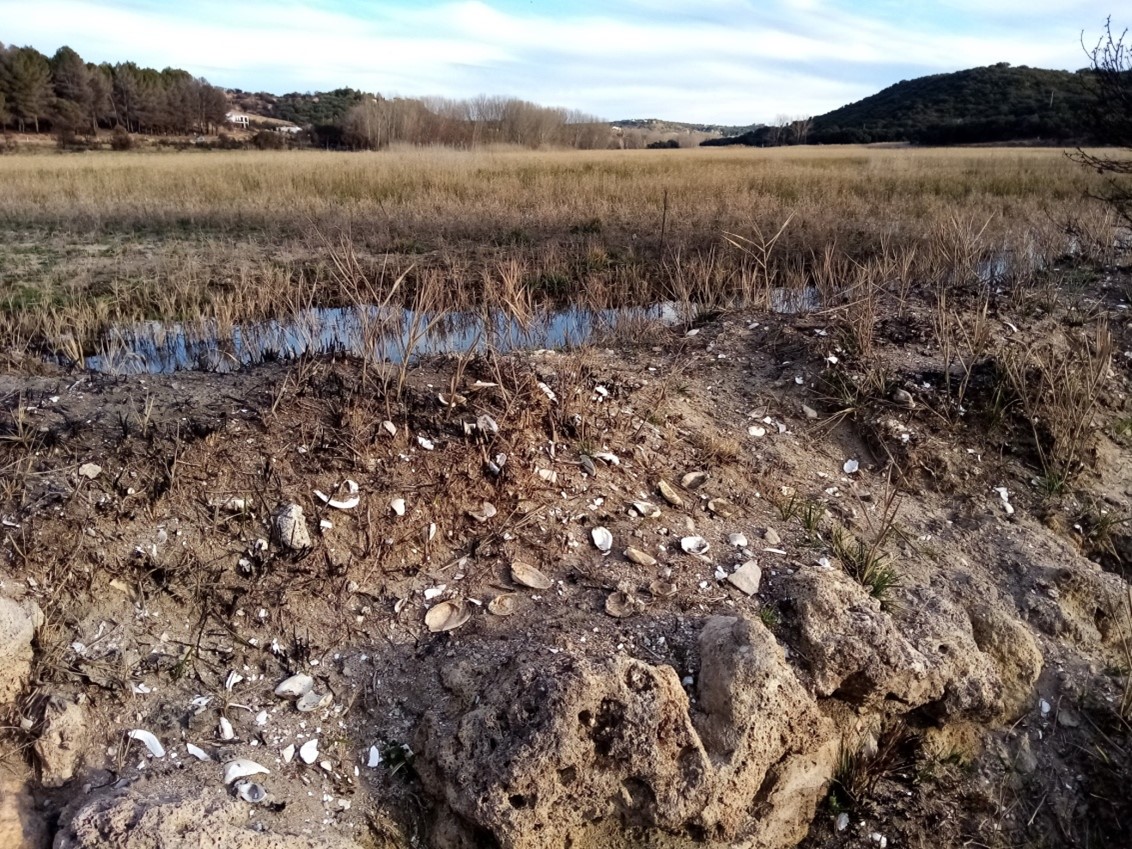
[
  {"xmin": 226, "ymin": 111, "xmax": 250, "ymax": 129},
  {"xmin": 276, "ymin": 125, "xmax": 302, "ymax": 134}
]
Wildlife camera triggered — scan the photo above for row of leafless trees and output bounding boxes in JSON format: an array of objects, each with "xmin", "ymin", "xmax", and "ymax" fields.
[
  {"xmin": 341, "ymin": 94, "xmax": 612, "ymax": 150},
  {"xmin": 0, "ymin": 43, "xmax": 229, "ymax": 135}
]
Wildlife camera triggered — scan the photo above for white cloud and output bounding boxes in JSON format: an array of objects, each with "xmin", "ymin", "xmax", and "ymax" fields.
[{"xmin": 0, "ymin": 0, "xmax": 1118, "ymax": 123}]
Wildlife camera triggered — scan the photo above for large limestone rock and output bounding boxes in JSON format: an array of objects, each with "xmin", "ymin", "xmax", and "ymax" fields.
[
  {"xmin": 967, "ymin": 602, "xmax": 1043, "ymax": 721},
  {"xmin": 54, "ymin": 785, "xmax": 357, "ymax": 849},
  {"xmin": 0, "ymin": 597, "xmax": 41, "ymax": 704},
  {"xmin": 417, "ymin": 614, "xmax": 837, "ymax": 849}
]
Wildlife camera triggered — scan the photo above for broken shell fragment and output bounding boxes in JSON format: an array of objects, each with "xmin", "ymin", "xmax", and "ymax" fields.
[
  {"xmin": 729, "ymin": 532, "xmax": 749, "ymax": 548},
  {"xmin": 579, "ymin": 455, "xmax": 596, "ymax": 477},
  {"xmin": 681, "ymin": 471, "xmax": 709, "ymax": 490},
  {"xmin": 417, "ymin": 435, "xmax": 435, "ymax": 451},
  {"xmin": 223, "ymin": 758, "xmax": 269, "ymax": 784},
  {"xmin": 680, "ymin": 536, "xmax": 711, "ymax": 556},
  {"xmin": 748, "ymin": 425, "xmax": 767, "ymax": 438},
  {"xmin": 593, "ymin": 451, "xmax": 620, "ymax": 465},
  {"xmin": 476, "ymin": 414, "xmax": 499, "ymax": 435},
  {"xmin": 186, "ymin": 743, "xmax": 210, "ymax": 761},
  {"xmin": 296, "ymin": 690, "xmax": 333, "ymax": 712},
  {"xmin": 657, "ymin": 480, "xmax": 683, "ymax": 507},
  {"xmin": 218, "ymin": 717, "xmax": 235, "ymax": 741},
  {"xmin": 235, "ymin": 782, "xmax": 267, "ymax": 804},
  {"xmin": 467, "ymin": 501, "xmax": 497, "ymax": 522},
  {"xmin": 487, "ymin": 594, "xmax": 517, "ymax": 616},
  {"xmin": 630, "ymin": 500, "xmax": 662, "ymax": 519},
  {"xmin": 707, "ymin": 498, "xmax": 737, "ymax": 518},
  {"xmin": 381, "ymin": 420, "xmax": 397, "ymax": 438},
  {"xmin": 510, "ymin": 561, "xmax": 552, "ymax": 590},
  {"xmin": 536, "ymin": 468, "xmax": 558, "ymax": 484},
  {"xmin": 591, "ymin": 526, "xmax": 613, "ymax": 553},
  {"xmin": 843, "ymin": 459, "xmax": 860, "ymax": 475},
  {"xmin": 424, "ymin": 599, "xmax": 471, "ymax": 633},
  {"xmin": 127, "ymin": 730, "xmax": 165, "ymax": 758},
  {"xmin": 274, "ymin": 673, "xmax": 314, "ymax": 699},
  {"xmin": 298, "ymin": 739, "xmax": 319, "ymax": 765},
  {"xmin": 390, "ymin": 498, "xmax": 406, "ymax": 517},
  {"xmin": 624, "ymin": 547, "xmax": 658, "ymax": 567},
  {"xmin": 605, "ymin": 591, "xmax": 636, "ymax": 619},
  {"xmin": 648, "ymin": 580, "xmax": 678, "ymax": 598},
  {"xmin": 314, "ymin": 480, "xmax": 361, "ymax": 510}
]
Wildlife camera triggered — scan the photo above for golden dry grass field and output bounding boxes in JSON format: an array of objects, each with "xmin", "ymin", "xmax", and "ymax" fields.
[{"xmin": 0, "ymin": 144, "xmax": 1121, "ymax": 364}]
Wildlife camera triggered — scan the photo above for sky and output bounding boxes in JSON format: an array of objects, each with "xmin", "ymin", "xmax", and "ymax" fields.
[{"xmin": 0, "ymin": 0, "xmax": 1120, "ymax": 125}]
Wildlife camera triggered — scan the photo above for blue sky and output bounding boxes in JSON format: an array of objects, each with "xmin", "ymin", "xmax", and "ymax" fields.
[{"xmin": 0, "ymin": 0, "xmax": 1119, "ymax": 124}]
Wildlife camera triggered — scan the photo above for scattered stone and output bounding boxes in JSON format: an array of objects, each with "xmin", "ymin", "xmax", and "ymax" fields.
[
  {"xmin": 802, "ymin": 404, "xmax": 818, "ymax": 419},
  {"xmin": 77, "ymin": 463, "xmax": 102, "ymax": 480},
  {"xmin": 764, "ymin": 528, "xmax": 781, "ymax": 546},
  {"xmin": 681, "ymin": 471, "xmax": 709, "ymax": 490},
  {"xmin": 0, "ymin": 778, "xmax": 47, "ymax": 849},
  {"xmin": 657, "ymin": 480, "xmax": 683, "ymax": 507},
  {"xmin": 727, "ymin": 561, "xmax": 762, "ymax": 595},
  {"xmin": 624, "ymin": 547, "xmax": 658, "ymax": 567},
  {"xmin": 272, "ymin": 504, "xmax": 311, "ymax": 551},
  {"xmin": 843, "ymin": 459, "xmax": 860, "ymax": 474},
  {"xmin": 892, "ymin": 388, "xmax": 915, "ymax": 408}
]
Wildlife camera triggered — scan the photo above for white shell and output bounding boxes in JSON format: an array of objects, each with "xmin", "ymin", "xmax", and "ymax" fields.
[
  {"xmin": 487, "ymin": 594, "xmax": 517, "ymax": 616},
  {"xmin": 467, "ymin": 501, "xmax": 497, "ymax": 522},
  {"xmin": 299, "ymin": 739, "xmax": 319, "ymax": 765},
  {"xmin": 591, "ymin": 527, "xmax": 613, "ymax": 553},
  {"xmin": 219, "ymin": 717, "xmax": 235, "ymax": 740},
  {"xmin": 605, "ymin": 592, "xmax": 635, "ymax": 618},
  {"xmin": 593, "ymin": 452, "xmax": 620, "ymax": 465},
  {"xmin": 423, "ymin": 584, "xmax": 447, "ymax": 600},
  {"xmin": 417, "ymin": 435, "xmax": 435, "ymax": 451},
  {"xmin": 314, "ymin": 479, "xmax": 361, "ymax": 510},
  {"xmin": 537, "ymin": 381, "xmax": 558, "ymax": 403},
  {"xmin": 537, "ymin": 468, "xmax": 558, "ymax": 484},
  {"xmin": 223, "ymin": 758, "xmax": 269, "ymax": 784},
  {"xmin": 477, "ymin": 414, "xmax": 499, "ymax": 434},
  {"xmin": 729, "ymin": 533, "xmax": 748, "ymax": 547},
  {"xmin": 296, "ymin": 690, "xmax": 332, "ymax": 712},
  {"xmin": 282, "ymin": 744, "xmax": 295, "ymax": 763},
  {"xmin": 391, "ymin": 498, "xmax": 406, "ymax": 516},
  {"xmin": 748, "ymin": 425, "xmax": 767, "ymax": 438},
  {"xmin": 185, "ymin": 743, "xmax": 210, "ymax": 761},
  {"xmin": 235, "ymin": 782, "xmax": 267, "ymax": 803},
  {"xmin": 843, "ymin": 459, "xmax": 860, "ymax": 474},
  {"xmin": 127, "ymin": 729, "xmax": 165, "ymax": 758},
  {"xmin": 630, "ymin": 501, "xmax": 661, "ymax": 518},
  {"xmin": 367, "ymin": 745, "xmax": 382, "ymax": 768},
  {"xmin": 425, "ymin": 599, "xmax": 471, "ymax": 633},
  {"xmin": 681, "ymin": 536, "xmax": 711, "ymax": 556},
  {"xmin": 510, "ymin": 561, "xmax": 552, "ymax": 590},
  {"xmin": 274, "ymin": 673, "xmax": 314, "ymax": 699},
  {"xmin": 381, "ymin": 420, "xmax": 397, "ymax": 437}
]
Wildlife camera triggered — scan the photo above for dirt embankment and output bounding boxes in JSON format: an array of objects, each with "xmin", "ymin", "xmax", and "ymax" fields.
[{"xmin": 0, "ymin": 271, "xmax": 1131, "ymax": 848}]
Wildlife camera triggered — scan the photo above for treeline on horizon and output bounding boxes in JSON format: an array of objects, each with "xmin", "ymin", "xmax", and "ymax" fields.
[
  {"xmin": 0, "ymin": 42, "xmax": 229, "ymax": 137},
  {"xmin": 705, "ymin": 64, "xmax": 1108, "ymax": 148},
  {"xmin": 0, "ymin": 39, "xmax": 622, "ymax": 151},
  {"xmin": 255, "ymin": 88, "xmax": 614, "ymax": 150}
]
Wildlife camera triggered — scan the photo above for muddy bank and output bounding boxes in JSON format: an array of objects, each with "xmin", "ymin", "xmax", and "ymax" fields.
[{"xmin": 0, "ymin": 276, "xmax": 1130, "ymax": 847}]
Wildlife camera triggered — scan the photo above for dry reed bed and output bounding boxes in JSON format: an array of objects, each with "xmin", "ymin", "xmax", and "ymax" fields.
[{"xmin": 0, "ymin": 145, "xmax": 1121, "ymax": 365}]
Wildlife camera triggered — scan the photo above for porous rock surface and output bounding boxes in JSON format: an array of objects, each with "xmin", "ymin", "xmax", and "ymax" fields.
[{"xmin": 417, "ymin": 614, "xmax": 837, "ymax": 849}]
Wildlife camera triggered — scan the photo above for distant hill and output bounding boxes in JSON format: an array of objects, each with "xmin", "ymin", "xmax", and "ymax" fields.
[{"xmin": 706, "ymin": 63, "xmax": 1104, "ymax": 147}]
